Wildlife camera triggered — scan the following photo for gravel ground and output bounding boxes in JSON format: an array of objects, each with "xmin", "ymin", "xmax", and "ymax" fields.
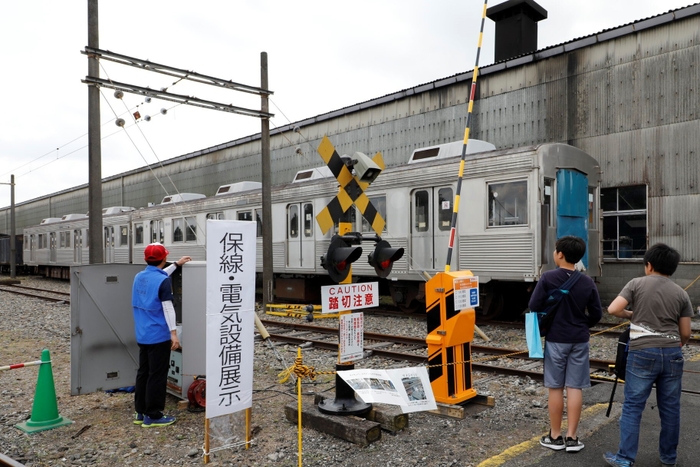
[{"xmin": 1, "ymin": 275, "xmax": 698, "ymax": 467}]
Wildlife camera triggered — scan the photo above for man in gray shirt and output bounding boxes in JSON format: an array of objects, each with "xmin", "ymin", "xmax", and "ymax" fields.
[{"xmin": 603, "ymin": 243, "xmax": 693, "ymax": 467}]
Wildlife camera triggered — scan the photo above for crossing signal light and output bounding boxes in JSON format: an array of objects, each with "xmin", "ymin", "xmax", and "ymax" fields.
[
  {"xmin": 368, "ymin": 240, "xmax": 404, "ymax": 278},
  {"xmin": 321, "ymin": 235, "xmax": 363, "ymax": 283}
]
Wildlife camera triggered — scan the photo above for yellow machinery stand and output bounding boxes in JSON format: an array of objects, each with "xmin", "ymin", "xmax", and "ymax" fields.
[{"xmin": 426, "ymin": 271, "xmax": 478, "ymax": 404}]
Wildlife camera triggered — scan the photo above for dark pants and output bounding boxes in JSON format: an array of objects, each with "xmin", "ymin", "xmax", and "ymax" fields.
[{"xmin": 135, "ymin": 340, "xmax": 171, "ymax": 419}]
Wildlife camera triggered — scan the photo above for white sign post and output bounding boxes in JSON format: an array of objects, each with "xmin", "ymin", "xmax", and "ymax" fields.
[
  {"xmin": 205, "ymin": 220, "xmax": 256, "ymax": 419},
  {"xmin": 321, "ymin": 282, "xmax": 379, "ymax": 314}
]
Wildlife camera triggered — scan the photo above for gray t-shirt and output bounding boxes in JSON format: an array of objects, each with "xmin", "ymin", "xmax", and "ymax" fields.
[{"xmin": 619, "ymin": 274, "xmax": 694, "ymax": 350}]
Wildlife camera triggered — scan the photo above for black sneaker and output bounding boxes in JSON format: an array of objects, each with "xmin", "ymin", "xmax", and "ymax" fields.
[
  {"xmin": 540, "ymin": 432, "xmax": 565, "ymax": 451},
  {"xmin": 565, "ymin": 436, "xmax": 584, "ymax": 452}
]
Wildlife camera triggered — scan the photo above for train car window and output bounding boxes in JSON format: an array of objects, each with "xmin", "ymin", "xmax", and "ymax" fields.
[
  {"xmin": 601, "ymin": 185, "xmax": 647, "ymax": 259},
  {"xmin": 150, "ymin": 220, "xmax": 164, "ymax": 244},
  {"xmin": 206, "ymin": 212, "xmax": 224, "ymax": 220},
  {"xmin": 255, "ymin": 209, "xmax": 263, "ymax": 237},
  {"xmin": 414, "ymin": 191, "xmax": 429, "ymax": 232},
  {"xmin": 288, "ymin": 205, "xmax": 299, "ymax": 238},
  {"xmin": 438, "ymin": 188, "xmax": 453, "ymax": 231},
  {"xmin": 303, "ymin": 203, "xmax": 313, "ymax": 238},
  {"xmin": 237, "ymin": 211, "xmax": 253, "ymax": 221},
  {"xmin": 544, "ymin": 179, "xmax": 554, "ymax": 226},
  {"xmin": 361, "ymin": 195, "xmax": 387, "ymax": 233},
  {"xmin": 86, "ymin": 229, "xmax": 90, "ymax": 247},
  {"xmin": 173, "ymin": 218, "xmax": 184, "ymax": 243},
  {"xmin": 38, "ymin": 234, "xmax": 46, "ymax": 249},
  {"xmin": 185, "ymin": 217, "xmax": 197, "ymax": 242},
  {"xmin": 59, "ymin": 232, "xmax": 66, "ymax": 248},
  {"xmin": 120, "ymin": 226, "xmax": 129, "ymax": 246},
  {"xmin": 488, "ymin": 180, "xmax": 528, "ymax": 227},
  {"xmin": 134, "ymin": 223, "xmax": 144, "ymax": 245}
]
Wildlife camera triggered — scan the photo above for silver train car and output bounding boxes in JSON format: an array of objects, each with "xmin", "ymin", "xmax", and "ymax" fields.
[{"xmin": 21, "ymin": 142, "xmax": 601, "ymax": 317}]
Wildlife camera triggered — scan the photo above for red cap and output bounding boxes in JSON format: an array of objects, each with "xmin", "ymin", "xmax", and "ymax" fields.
[{"xmin": 144, "ymin": 243, "xmax": 169, "ymax": 262}]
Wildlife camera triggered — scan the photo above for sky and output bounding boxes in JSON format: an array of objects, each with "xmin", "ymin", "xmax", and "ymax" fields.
[{"xmin": 0, "ymin": 0, "xmax": 695, "ymax": 208}]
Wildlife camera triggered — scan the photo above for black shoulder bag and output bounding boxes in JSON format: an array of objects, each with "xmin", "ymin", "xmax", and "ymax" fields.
[{"xmin": 537, "ymin": 270, "xmax": 582, "ymax": 337}]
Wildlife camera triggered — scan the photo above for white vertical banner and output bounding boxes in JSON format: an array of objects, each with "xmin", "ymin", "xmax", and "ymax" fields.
[
  {"xmin": 206, "ymin": 220, "xmax": 256, "ymax": 419},
  {"xmin": 339, "ymin": 312, "xmax": 364, "ymax": 363}
]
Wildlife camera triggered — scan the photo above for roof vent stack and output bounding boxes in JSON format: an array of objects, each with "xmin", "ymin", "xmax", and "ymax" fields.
[{"xmin": 486, "ymin": 0, "xmax": 548, "ymax": 62}]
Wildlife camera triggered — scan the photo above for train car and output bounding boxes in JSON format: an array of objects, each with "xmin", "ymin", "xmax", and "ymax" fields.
[
  {"xmin": 126, "ymin": 141, "xmax": 600, "ymax": 318},
  {"xmin": 23, "ymin": 207, "xmax": 135, "ymax": 279}
]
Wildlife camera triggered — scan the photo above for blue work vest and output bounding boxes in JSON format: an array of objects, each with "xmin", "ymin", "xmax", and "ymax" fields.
[{"xmin": 132, "ymin": 266, "xmax": 171, "ymax": 345}]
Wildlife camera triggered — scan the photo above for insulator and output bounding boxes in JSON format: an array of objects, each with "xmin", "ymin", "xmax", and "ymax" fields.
[
  {"xmin": 115, "ymin": 118, "xmax": 126, "ymax": 127},
  {"xmin": 114, "ymin": 90, "xmax": 124, "ymax": 99}
]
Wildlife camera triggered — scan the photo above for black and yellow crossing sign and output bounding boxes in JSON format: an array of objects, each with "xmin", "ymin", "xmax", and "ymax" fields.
[{"xmin": 315, "ymin": 136, "xmax": 386, "ymax": 235}]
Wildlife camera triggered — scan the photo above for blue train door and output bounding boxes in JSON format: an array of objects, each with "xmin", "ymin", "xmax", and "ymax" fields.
[{"xmin": 556, "ymin": 169, "xmax": 589, "ymax": 268}]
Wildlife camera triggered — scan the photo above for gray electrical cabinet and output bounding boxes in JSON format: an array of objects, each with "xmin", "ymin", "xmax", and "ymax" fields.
[
  {"xmin": 70, "ymin": 264, "xmax": 143, "ymax": 395},
  {"xmin": 70, "ymin": 262, "xmax": 207, "ymax": 399}
]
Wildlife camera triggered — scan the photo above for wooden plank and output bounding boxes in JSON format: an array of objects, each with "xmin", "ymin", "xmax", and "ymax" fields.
[
  {"xmin": 365, "ymin": 404, "xmax": 409, "ymax": 433},
  {"xmin": 285, "ymin": 400, "xmax": 381, "ymax": 446}
]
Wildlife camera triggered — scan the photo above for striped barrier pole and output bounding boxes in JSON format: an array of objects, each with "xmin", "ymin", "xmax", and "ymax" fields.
[{"xmin": 0, "ymin": 359, "xmax": 44, "ymax": 371}]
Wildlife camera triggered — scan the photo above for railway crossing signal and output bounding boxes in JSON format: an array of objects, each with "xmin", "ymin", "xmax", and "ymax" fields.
[
  {"xmin": 315, "ymin": 136, "xmax": 386, "ymax": 236},
  {"xmin": 321, "ymin": 235, "xmax": 363, "ymax": 283},
  {"xmin": 368, "ymin": 240, "xmax": 404, "ymax": 278}
]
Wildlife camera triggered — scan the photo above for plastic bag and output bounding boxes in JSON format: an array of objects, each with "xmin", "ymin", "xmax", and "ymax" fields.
[{"xmin": 525, "ymin": 312, "xmax": 544, "ymax": 359}]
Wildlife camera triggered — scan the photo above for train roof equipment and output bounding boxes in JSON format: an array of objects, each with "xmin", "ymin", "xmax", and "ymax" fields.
[
  {"xmin": 40, "ymin": 218, "xmax": 63, "ymax": 225},
  {"xmin": 292, "ymin": 166, "xmax": 333, "ymax": 182},
  {"xmin": 408, "ymin": 139, "xmax": 496, "ymax": 164},
  {"xmin": 60, "ymin": 214, "xmax": 88, "ymax": 221},
  {"xmin": 215, "ymin": 182, "xmax": 262, "ymax": 196},
  {"xmin": 102, "ymin": 206, "xmax": 135, "ymax": 215},
  {"xmin": 160, "ymin": 193, "xmax": 206, "ymax": 205}
]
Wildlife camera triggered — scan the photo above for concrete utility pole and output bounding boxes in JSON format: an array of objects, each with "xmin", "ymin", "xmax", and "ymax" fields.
[
  {"xmin": 260, "ymin": 52, "xmax": 274, "ymax": 312},
  {"xmin": 87, "ymin": 0, "xmax": 104, "ymax": 264}
]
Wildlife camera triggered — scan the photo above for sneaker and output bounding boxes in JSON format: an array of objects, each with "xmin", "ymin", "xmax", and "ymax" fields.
[
  {"xmin": 133, "ymin": 413, "xmax": 144, "ymax": 425},
  {"xmin": 661, "ymin": 463, "xmax": 676, "ymax": 467},
  {"xmin": 565, "ymin": 436, "xmax": 584, "ymax": 452},
  {"xmin": 142, "ymin": 414, "xmax": 176, "ymax": 428},
  {"xmin": 540, "ymin": 432, "xmax": 565, "ymax": 451},
  {"xmin": 603, "ymin": 452, "xmax": 634, "ymax": 466}
]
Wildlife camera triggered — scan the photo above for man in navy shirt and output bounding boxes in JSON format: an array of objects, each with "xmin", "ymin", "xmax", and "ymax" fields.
[
  {"xmin": 529, "ymin": 236, "xmax": 602, "ymax": 453},
  {"xmin": 132, "ymin": 243, "xmax": 191, "ymax": 427}
]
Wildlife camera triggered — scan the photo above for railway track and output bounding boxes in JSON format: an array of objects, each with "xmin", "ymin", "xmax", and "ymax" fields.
[
  {"xmin": 259, "ymin": 318, "xmax": 615, "ymax": 379},
  {"xmin": 0, "ymin": 284, "xmax": 70, "ymax": 303},
  {"xmin": 261, "ymin": 318, "xmax": 700, "ymax": 396}
]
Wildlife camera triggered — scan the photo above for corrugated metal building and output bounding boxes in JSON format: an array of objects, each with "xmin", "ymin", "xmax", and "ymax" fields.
[{"xmin": 1, "ymin": 0, "xmax": 699, "ymax": 306}]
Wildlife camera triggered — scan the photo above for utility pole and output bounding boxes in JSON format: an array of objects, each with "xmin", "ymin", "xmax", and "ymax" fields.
[
  {"xmin": 260, "ymin": 52, "xmax": 274, "ymax": 312},
  {"xmin": 87, "ymin": 0, "xmax": 103, "ymax": 264}
]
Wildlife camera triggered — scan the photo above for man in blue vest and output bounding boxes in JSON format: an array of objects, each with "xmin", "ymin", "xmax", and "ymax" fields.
[{"xmin": 132, "ymin": 243, "xmax": 191, "ymax": 427}]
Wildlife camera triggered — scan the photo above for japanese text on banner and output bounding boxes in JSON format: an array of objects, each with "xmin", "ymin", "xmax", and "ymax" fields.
[{"xmin": 205, "ymin": 220, "xmax": 256, "ymax": 419}]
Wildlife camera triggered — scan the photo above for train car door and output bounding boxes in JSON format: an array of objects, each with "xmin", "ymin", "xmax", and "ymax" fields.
[
  {"xmin": 410, "ymin": 187, "xmax": 454, "ymax": 272},
  {"xmin": 49, "ymin": 232, "xmax": 57, "ymax": 263},
  {"xmin": 73, "ymin": 229, "xmax": 82, "ymax": 264},
  {"xmin": 287, "ymin": 203, "xmax": 314, "ymax": 269},
  {"xmin": 556, "ymin": 169, "xmax": 589, "ymax": 268},
  {"xmin": 104, "ymin": 226, "xmax": 115, "ymax": 263}
]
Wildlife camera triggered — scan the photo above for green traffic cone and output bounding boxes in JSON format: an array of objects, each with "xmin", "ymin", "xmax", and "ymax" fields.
[{"xmin": 16, "ymin": 349, "xmax": 73, "ymax": 433}]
